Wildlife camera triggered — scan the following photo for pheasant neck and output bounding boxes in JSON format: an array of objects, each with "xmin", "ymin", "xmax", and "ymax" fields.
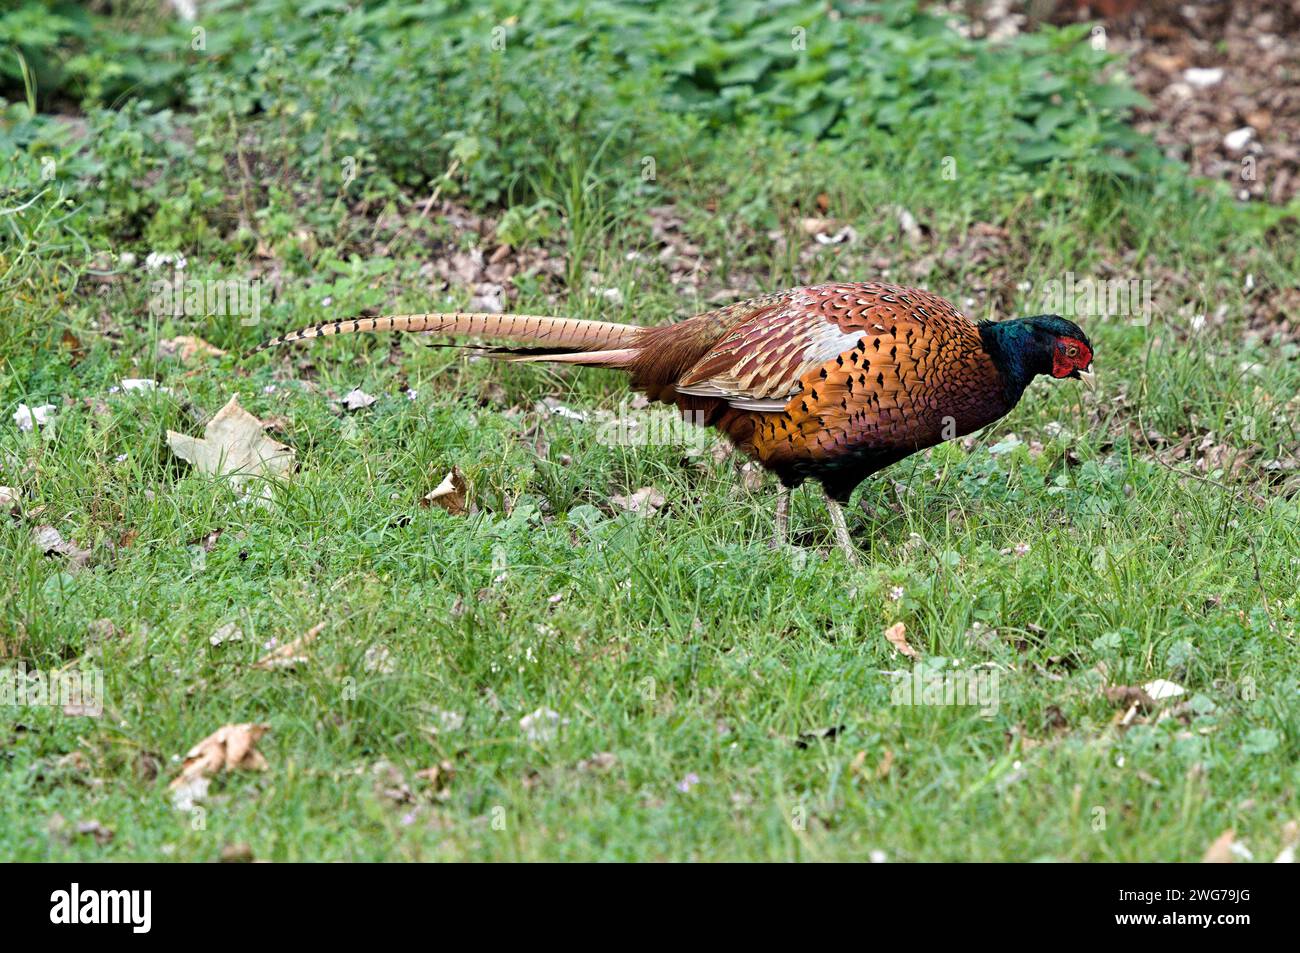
[{"xmin": 978, "ymin": 319, "xmax": 1049, "ymax": 405}]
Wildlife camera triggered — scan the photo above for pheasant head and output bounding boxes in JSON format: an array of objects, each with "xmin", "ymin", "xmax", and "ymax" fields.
[{"xmin": 979, "ymin": 314, "xmax": 1094, "ymax": 399}]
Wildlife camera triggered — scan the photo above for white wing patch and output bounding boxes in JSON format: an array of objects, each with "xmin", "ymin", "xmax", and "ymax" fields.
[{"xmin": 677, "ymin": 304, "xmax": 864, "ymax": 410}]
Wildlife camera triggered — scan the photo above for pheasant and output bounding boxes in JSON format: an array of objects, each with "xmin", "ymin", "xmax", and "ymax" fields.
[{"xmin": 252, "ymin": 282, "xmax": 1093, "ymax": 562}]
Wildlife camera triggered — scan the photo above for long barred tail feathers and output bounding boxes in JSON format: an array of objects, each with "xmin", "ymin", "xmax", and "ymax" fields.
[{"xmin": 247, "ymin": 312, "xmax": 642, "ymax": 361}]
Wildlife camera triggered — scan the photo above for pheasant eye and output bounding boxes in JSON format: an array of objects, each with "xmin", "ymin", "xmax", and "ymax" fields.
[{"xmin": 1064, "ymin": 345, "xmax": 1078, "ymax": 357}]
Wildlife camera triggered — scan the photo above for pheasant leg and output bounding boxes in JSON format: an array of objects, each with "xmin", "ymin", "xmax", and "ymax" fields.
[
  {"xmin": 824, "ymin": 492, "xmax": 860, "ymax": 566},
  {"xmin": 770, "ymin": 484, "xmax": 791, "ymax": 549}
]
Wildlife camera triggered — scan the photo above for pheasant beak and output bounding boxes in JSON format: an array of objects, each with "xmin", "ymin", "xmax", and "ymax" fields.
[{"xmin": 1074, "ymin": 365, "xmax": 1096, "ymax": 391}]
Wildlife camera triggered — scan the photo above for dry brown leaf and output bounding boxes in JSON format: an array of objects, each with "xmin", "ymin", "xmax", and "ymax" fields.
[
  {"xmin": 31, "ymin": 525, "xmax": 92, "ymax": 570},
  {"xmin": 1275, "ymin": 820, "xmax": 1298, "ymax": 863},
  {"xmin": 209, "ymin": 621, "xmax": 242, "ymax": 647},
  {"xmin": 188, "ymin": 528, "xmax": 223, "ymax": 552},
  {"xmin": 73, "ymin": 819, "xmax": 113, "ymax": 846},
  {"xmin": 415, "ymin": 760, "xmax": 456, "ymax": 799},
  {"xmin": 372, "ymin": 760, "xmax": 415, "ymax": 804},
  {"xmin": 799, "ymin": 217, "xmax": 838, "ymax": 236},
  {"xmin": 252, "ymin": 622, "xmax": 325, "ymax": 670},
  {"xmin": 86, "ymin": 618, "xmax": 121, "ymax": 642},
  {"xmin": 157, "ymin": 335, "xmax": 226, "ymax": 363},
  {"xmin": 739, "ymin": 462, "xmax": 765, "ymax": 491},
  {"xmin": 1103, "ymin": 684, "xmax": 1157, "ymax": 711},
  {"xmin": 340, "ymin": 388, "xmax": 377, "ymax": 411},
  {"xmin": 169, "ymin": 722, "xmax": 271, "ymax": 801},
  {"xmin": 166, "ymin": 395, "xmax": 294, "ymax": 493},
  {"xmin": 884, "ymin": 621, "xmax": 918, "ymax": 659},
  {"xmin": 795, "ymin": 725, "xmax": 844, "ymax": 748},
  {"xmin": 1203, "ymin": 828, "xmax": 1237, "ymax": 863},
  {"xmin": 220, "ymin": 842, "xmax": 255, "ymax": 863},
  {"xmin": 14, "ymin": 403, "xmax": 56, "ymax": 431},
  {"xmin": 61, "ymin": 330, "xmax": 86, "ymax": 367},
  {"xmin": 421, "ymin": 467, "xmax": 469, "ymax": 514},
  {"xmin": 851, "ymin": 748, "xmax": 894, "ymax": 781},
  {"xmin": 577, "ymin": 752, "xmax": 618, "ymax": 773},
  {"xmin": 610, "ymin": 487, "xmax": 666, "ymax": 516}
]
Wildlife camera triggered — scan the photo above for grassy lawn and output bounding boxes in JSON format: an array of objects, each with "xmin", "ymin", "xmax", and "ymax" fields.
[{"xmin": 1, "ymin": 0, "xmax": 1297, "ymax": 861}]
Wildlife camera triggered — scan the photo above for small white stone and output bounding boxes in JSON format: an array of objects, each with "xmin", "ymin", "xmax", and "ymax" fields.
[
  {"xmin": 520, "ymin": 707, "xmax": 566, "ymax": 743},
  {"xmin": 1182, "ymin": 67, "xmax": 1223, "ymax": 88},
  {"xmin": 13, "ymin": 403, "xmax": 56, "ymax": 431},
  {"xmin": 1143, "ymin": 678, "xmax": 1186, "ymax": 701},
  {"xmin": 1223, "ymin": 127, "xmax": 1254, "ymax": 151},
  {"xmin": 341, "ymin": 388, "xmax": 377, "ymax": 411}
]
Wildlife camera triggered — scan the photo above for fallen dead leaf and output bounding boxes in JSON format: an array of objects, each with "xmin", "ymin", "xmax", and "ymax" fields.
[
  {"xmin": 340, "ymin": 388, "xmax": 377, "ymax": 411},
  {"xmin": 1203, "ymin": 828, "xmax": 1237, "ymax": 863},
  {"xmin": 1103, "ymin": 684, "xmax": 1158, "ymax": 710},
  {"xmin": 61, "ymin": 330, "xmax": 86, "ymax": 366},
  {"xmin": 800, "ymin": 216, "xmax": 838, "ymax": 236},
  {"xmin": 875, "ymin": 749, "xmax": 895, "ymax": 780},
  {"xmin": 252, "ymin": 622, "xmax": 325, "ymax": 670},
  {"xmin": 86, "ymin": 618, "xmax": 121, "ymax": 642},
  {"xmin": 158, "ymin": 335, "xmax": 226, "ymax": 363},
  {"xmin": 363, "ymin": 644, "xmax": 394, "ymax": 674},
  {"xmin": 0, "ymin": 485, "xmax": 20, "ymax": 516},
  {"xmin": 895, "ymin": 206, "xmax": 927, "ymax": 244},
  {"xmin": 209, "ymin": 621, "xmax": 243, "ymax": 647},
  {"xmin": 188, "ymin": 527, "xmax": 223, "ymax": 552},
  {"xmin": 1275, "ymin": 820, "xmax": 1298, "ymax": 864},
  {"xmin": 421, "ymin": 467, "xmax": 469, "ymax": 515},
  {"xmin": 166, "ymin": 394, "xmax": 295, "ymax": 495},
  {"xmin": 520, "ymin": 707, "xmax": 566, "ymax": 742},
  {"xmin": 577, "ymin": 752, "xmax": 618, "ymax": 772},
  {"xmin": 31, "ymin": 525, "xmax": 92, "ymax": 570},
  {"xmin": 415, "ymin": 760, "xmax": 456, "ymax": 798},
  {"xmin": 372, "ymin": 760, "xmax": 414, "ymax": 804},
  {"xmin": 14, "ymin": 403, "xmax": 56, "ymax": 432},
  {"xmin": 425, "ymin": 707, "xmax": 464, "ymax": 735},
  {"xmin": 169, "ymin": 722, "xmax": 271, "ymax": 807},
  {"xmin": 1044, "ymin": 705, "xmax": 1070, "ymax": 733},
  {"xmin": 74, "ymin": 819, "xmax": 113, "ymax": 846},
  {"xmin": 739, "ymin": 461, "xmax": 765, "ymax": 491},
  {"xmin": 119, "ymin": 378, "xmax": 169, "ymax": 393},
  {"xmin": 220, "ymin": 842, "xmax": 254, "ymax": 863},
  {"xmin": 610, "ymin": 487, "xmax": 666, "ymax": 516},
  {"xmin": 884, "ymin": 621, "xmax": 919, "ymax": 659},
  {"xmin": 795, "ymin": 725, "xmax": 844, "ymax": 748}
]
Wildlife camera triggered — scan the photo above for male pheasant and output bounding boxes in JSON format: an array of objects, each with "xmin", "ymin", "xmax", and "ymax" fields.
[{"xmin": 253, "ymin": 282, "xmax": 1093, "ymax": 562}]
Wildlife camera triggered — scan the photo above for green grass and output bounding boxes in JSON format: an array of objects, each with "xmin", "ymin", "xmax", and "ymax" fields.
[{"xmin": 1, "ymin": 0, "xmax": 1298, "ymax": 861}]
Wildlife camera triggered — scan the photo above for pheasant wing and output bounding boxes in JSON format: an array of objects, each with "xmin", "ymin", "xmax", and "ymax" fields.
[{"xmin": 676, "ymin": 283, "xmax": 975, "ymax": 414}]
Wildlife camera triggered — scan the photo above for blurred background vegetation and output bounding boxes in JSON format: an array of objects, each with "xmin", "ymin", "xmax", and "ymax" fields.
[
  {"xmin": 0, "ymin": 0, "xmax": 1211, "ymax": 248},
  {"xmin": 2, "ymin": 1, "xmax": 1298, "ymax": 862}
]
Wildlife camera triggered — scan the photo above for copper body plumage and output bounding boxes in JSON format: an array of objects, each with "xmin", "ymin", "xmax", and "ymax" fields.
[
  {"xmin": 253, "ymin": 281, "xmax": 1094, "ymax": 561},
  {"xmin": 631, "ymin": 283, "xmax": 1014, "ymax": 502}
]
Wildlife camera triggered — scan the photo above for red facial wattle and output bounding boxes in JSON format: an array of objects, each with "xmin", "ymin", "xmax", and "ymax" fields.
[{"xmin": 1052, "ymin": 338, "xmax": 1092, "ymax": 378}]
